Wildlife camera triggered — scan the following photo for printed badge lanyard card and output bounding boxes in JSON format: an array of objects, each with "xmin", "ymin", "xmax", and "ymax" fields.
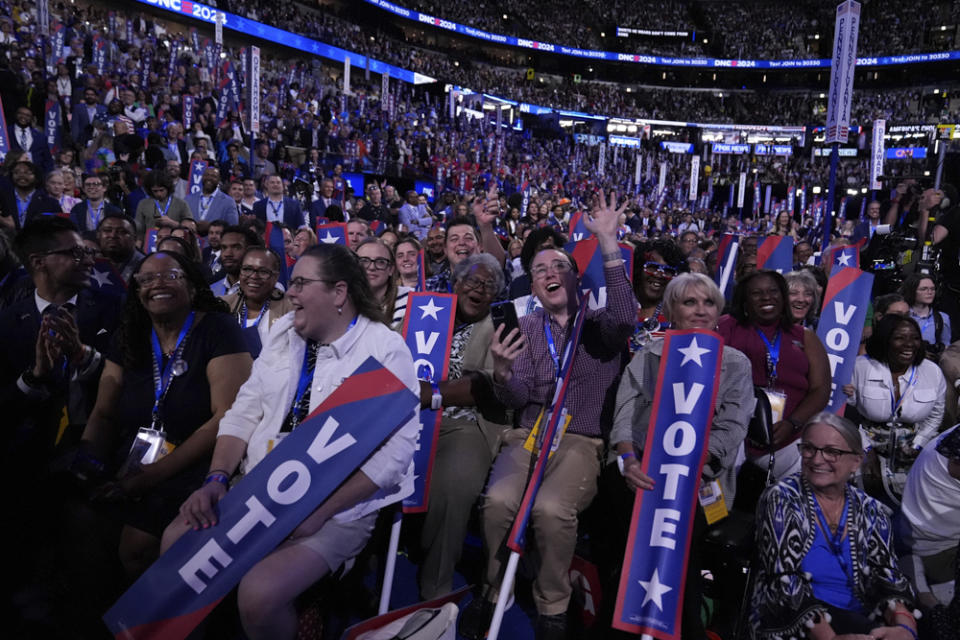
[
  {"xmin": 125, "ymin": 311, "xmax": 196, "ymax": 469},
  {"xmin": 523, "ymin": 314, "xmax": 574, "ymax": 457},
  {"xmin": 886, "ymin": 365, "xmax": 918, "ymax": 464},
  {"xmin": 756, "ymin": 327, "xmax": 787, "ymax": 423}
]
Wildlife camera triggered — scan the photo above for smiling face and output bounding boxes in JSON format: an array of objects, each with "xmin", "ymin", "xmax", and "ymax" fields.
[
  {"xmin": 395, "ymin": 240, "xmax": 419, "ymax": 279},
  {"xmin": 444, "ymin": 224, "xmax": 479, "ymax": 266},
  {"xmin": 239, "ymin": 250, "xmax": 279, "ymax": 305},
  {"xmin": 287, "ymin": 256, "xmax": 345, "ymax": 340},
  {"xmin": 745, "ymin": 274, "xmax": 784, "ymax": 325},
  {"xmin": 356, "ymin": 241, "xmax": 394, "ymax": 294},
  {"xmin": 670, "ymin": 283, "xmax": 720, "ymax": 330},
  {"xmin": 637, "ymin": 251, "xmax": 672, "ymax": 305},
  {"xmin": 530, "ymin": 249, "xmax": 577, "ymax": 315},
  {"xmin": 454, "ymin": 263, "xmax": 497, "ymax": 323},
  {"xmin": 788, "ymin": 284, "xmax": 815, "ymax": 323},
  {"xmin": 136, "ymin": 253, "xmax": 193, "ymax": 319},
  {"xmin": 886, "ymin": 321, "xmax": 921, "ymax": 372},
  {"xmin": 801, "ymin": 422, "xmax": 862, "ymax": 494}
]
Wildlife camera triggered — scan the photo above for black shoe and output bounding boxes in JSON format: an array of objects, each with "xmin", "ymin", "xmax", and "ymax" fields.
[
  {"xmin": 535, "ymin": 612, "xmax": 567, "ymax": 640},
  {"xmin": 458, "ymin": 596, "xmax": 494, "ymax": 640}
]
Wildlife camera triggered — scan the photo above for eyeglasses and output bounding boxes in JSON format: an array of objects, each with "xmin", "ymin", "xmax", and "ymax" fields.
[
  {"xmin": 797, "ymin": 442, "xmax": 858, "ymax": 463},
  {"xmin": 460, "ymin": 275, "xmax": 497, "ymax": 294},
  {"xmin": 240, "ymin": 265, "xmax": 279, "ymax": 278},
  {"xmin": 84, "ymin": 181, "xmax": 104, "ymax": 188},
  {"xmin": 134, "ymin": 269, "xmax": 186, "ymax": 286},
  {"xmin": 288, "ymin": 276, "xmax": 331, "ymax": 291},
  {"xmin": 358, "ymin": 257, "xmax": 393, "ymax": 271},
  {"xmin": 643, "ymin": 262, "xmax": 678, "ymax": 280},
  {"xmin": 40, "ymin": 246, "xmax": 98, "ymax": 262},
  {"xmin": 530, "ymin": 260, "xmax": 573, "ymax": 280}
]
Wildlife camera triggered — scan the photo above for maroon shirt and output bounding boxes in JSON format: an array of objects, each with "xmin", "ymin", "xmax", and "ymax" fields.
[{"xmin": 494, "ymin": 264, "xmax": 635, "ymax": 438}]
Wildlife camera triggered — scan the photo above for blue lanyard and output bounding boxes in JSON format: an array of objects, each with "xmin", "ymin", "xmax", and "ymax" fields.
[
  {"xmin": 889, "ymin": 366, "xmax": 918, "ymax": 420},
  {"xmin": 15, "ymin": 191, "xmax": 33, "ymax": 226},
  {"xmin": 149, "ymin": 311, "xmax": 195, "ymax": 425},
  {"xmin": 543, "ymin": 314, "xmax": 562, "ymax": 379},
  {"xmin": 88, "ymin": 200, "xmax": 104, "ymax": 228},
  {"xmin": 290, "ymin": 315, "xmax": 358, "ymax": 426},
  {"xmin": 155, "ymin": 197, "xmax": 172, "ymax": 218},
  {"xmin": 199, "ymin": 194, "xmax": 214, "ymax": 217},
  {"xmin": 812, "ymin": 495, "xmax": 854, "ymax": 584},
  {"xmin": 269, "ymin": 198, "xmax": 283, "ymax": 218},
  {"xmin": 754, "ymin": 327, "xmax": 782, "ymax": 382},
  {"xmin": 240, "ymin": 299, "xmax": 269, "ymax": 327}
]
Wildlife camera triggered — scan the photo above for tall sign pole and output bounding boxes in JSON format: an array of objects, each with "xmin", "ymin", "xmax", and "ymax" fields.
[
  {"xmin": 248, "ymin": 46, "xmax": 261, "ymax": 172},
  {"xmin": 822, "ymin": 0, "xmax": 861, "ymax": 253}
]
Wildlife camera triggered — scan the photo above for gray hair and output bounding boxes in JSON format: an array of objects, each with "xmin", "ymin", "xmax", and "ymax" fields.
[
  {"xmin": 802, "ymin": 411, "xmax": 864, "ymax": 455},
  {"xmin": 662, "ymin": 273, "xmax": 724, "ymax": 323},
  {"xmin": 785, "ymin": 270, "xmax": 820, "ymax": 320},
  {"xmin": 451, "ymin": 253, "xmax": 504, "ymax": 293}
]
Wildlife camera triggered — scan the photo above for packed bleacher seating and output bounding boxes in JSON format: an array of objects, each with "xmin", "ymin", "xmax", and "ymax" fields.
[{"xmin": 2, "ymin": 0, "xmax": 960, "ymax": 639}]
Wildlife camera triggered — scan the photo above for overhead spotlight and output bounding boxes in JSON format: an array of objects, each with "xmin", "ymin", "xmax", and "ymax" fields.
[
  {"xmin": 600, "ymin": 32, "xmax": 605, "ymax": 38},
  {"xmin": 813, "ymin": 186, "xmax": 822, "ymax": 194},
  {"xmin": 503, "ymin": 14, "xmax": 508, "ymax": 19},
  {"xmin": 861, "ymin": 188, "xmax": 868, "ymax": 193},
  {"xmin": 814, "ymin": 34, "xmax": 820, "ymax": 39}
]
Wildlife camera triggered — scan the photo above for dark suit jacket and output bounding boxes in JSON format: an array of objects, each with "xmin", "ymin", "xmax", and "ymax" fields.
[
  {"xmin": 0, "ymin": 190, "xmax": 63, "ymax": 230},
  {"xmin": 69, "ymin": 102, "xmax": 106, "ymax": 146},
  {"xmin": 253, "ymin": 197, "xmax": 308, "ymax": 230},
  {"xmin": 69, "ymin": 200, "xmax": 125, "ymax": 233},
  {"xmin": 0, "ymin": 287, "xmax": 122, "ymax": 461},
  {"xmin": 8, "ymin": 125, "xmax": 53, "ymax": 173}
]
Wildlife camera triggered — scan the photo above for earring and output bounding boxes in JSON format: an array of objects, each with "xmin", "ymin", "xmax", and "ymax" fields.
[{"xmin": 337, "ymin": 306, "xmax": 342, "ymax": 315}]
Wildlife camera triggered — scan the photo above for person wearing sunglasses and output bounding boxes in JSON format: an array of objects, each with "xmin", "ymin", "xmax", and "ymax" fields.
[
  {"xmin": 356, "ymin": 237, "xmax": 410, "ymax": 331},
  {"xmin": 718, "ymin": 269, "xmax": 831, "ymax": 480},
  {"xmin": 629, "ymin": 239, "xmax": 687, "ymax": 352},
  {"xmin": 751, "ymin": 412, "xmax": 917, "ymax": 640},
  {"xmin": 221, "ymin": 247, "xmax": 293, "ymax": 353},
  {"xmin": 161, "ymin": 243, "xmax": 419, "ymax": 640}
]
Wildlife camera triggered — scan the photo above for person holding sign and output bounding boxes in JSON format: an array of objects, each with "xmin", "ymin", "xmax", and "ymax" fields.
[
  {"xmin": 161, "ymin": 243, "xmax": 420, "ymax": 640},
  {"xmin": 750, "ymin": 412, "xmax": 917, "ymax": 640},
  {"xmin": 460, "ymin": 192, "xmax": 635, "ymax": 640},
  {"xmin": 718, "ymin": 270, "xmax": 831, "ymax": 479},
  {"xmin": 610, "ymin": 273, "xmax": 755, "ymax": 638}
]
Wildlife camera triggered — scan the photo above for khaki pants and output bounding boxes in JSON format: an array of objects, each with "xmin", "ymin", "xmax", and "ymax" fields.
[{"xmin": 480, "ymin": 428, "xmax": 602, "ymax": 616}]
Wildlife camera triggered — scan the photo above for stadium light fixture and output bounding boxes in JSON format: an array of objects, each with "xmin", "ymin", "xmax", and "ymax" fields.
[
  {"xmin": 814, "ymin": 34, "xmax": 820, "ymax": 39},
  {"xmin": 942, "ymin": 25, "xmax": 947, "ymax": 31},
  {"xmin": 600, "ymin": 32, "xmax": 605, "ymax": 38},
  {"xmin": 813, "ymin": 186, "xmax": 822, "ymax": 194},
  {"xmin": 924, "ymin": 170, "xmax": 931, "ymax": 176},
  {"xmin": 847, "ymin": 189, "xmax": 858, "ymax": 196},
  {"xmin": 861, "ymin": 188, "xmax": 868, "ymax": 193},
  {"xmin": 503, "ymin": 14, "xmax": 508, "ymax": 19}
]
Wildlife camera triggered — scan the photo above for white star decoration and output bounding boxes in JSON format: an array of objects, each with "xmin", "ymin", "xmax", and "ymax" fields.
[
  {"xmin": 837, "ymin": 252, "xmax": 852, "ymax": 266},
  {"xmin": 638, "ymin": 569, "xmax": 673, "ymax": 611},
  {"xmin": 419, "ymin": 298, "xmax": 442, "ymax": 320},
  {"xmin": 89, "ymin": 269, "xmax": 112, "ymax": 288},
  {"xmin": 677, "ymin": 337, "xmax": 710, "ymax": 367},
  {"xmin": 320, "ymin": 231, "xmax": 339, "ymax": 244}
]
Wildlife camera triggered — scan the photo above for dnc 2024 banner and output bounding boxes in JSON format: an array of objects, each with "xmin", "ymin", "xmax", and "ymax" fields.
[
  {"xmin": 401, "ymin": 293, "xmax": 455, "ymax": 513},
  {"xmin": 104, "ymin": 357, "xmax": 418, "ymax": 640},
  {"xmin": 614, "ymin": 330, "xmax": 723, "ymax": 639}
]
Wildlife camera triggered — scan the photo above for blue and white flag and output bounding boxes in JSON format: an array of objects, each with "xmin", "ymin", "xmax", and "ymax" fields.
[
  {"xmin": 103, "ymin": 357, "xmax": 418, "ymax": 640},
  {"xmin": 188, "ymin": 161, "xmax": 207, "ymax": 196},
  {"xmin": 817, "ymin": 266, "xmax": 873, "ymax": 412},
  {"xmin": 90, "ymin": 258, "xmax": 128, "ymax": 297},
  {"xmin": 400, "ymin": 293, "xmax": 456, "ymax": 513},
  {"xmin": 45, "ymin": 99, "xmax": 61, "ymax": 156},
  {"xmin": 315, "ymin": 223, "xmax": 347, "ymax": 245},
  {"xmin": 613, "ymin": 330, "xmax": 723, "ymax": 639}
]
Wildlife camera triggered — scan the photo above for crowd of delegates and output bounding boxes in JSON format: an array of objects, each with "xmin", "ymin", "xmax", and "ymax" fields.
[{"xmin": 1, "ymin": 2, "xmax": 960, "ymax": 640}]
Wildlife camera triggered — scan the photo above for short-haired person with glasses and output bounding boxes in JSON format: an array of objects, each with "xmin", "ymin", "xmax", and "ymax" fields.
[
  {"xmin": 75, "ymin": 251, "xmax": 252, "ymax": 580},
  {"xmin": 460, "ymin": 193, "xmax": 635, "ymax": 640},
  {"xmin": 356, "ymin": 237, "xmax": 410, "ymax": 330},
  {"xmin": 161, "ymin": 243, "xmax": 419, "ymax": 640},
  {"xmin": 419, "ymin": 252, "xmax": 510, "ymax": 600},
  {"xmin": 221, "ymin": 247, "xmax": 293, "ymax": 348},
  {"xmin": 71, "ymin": 173, "xmax": 125, "ymax": 232},
  {"xmin": 750, "ymin": 412, "xmax": 918, "ymax": 640}
]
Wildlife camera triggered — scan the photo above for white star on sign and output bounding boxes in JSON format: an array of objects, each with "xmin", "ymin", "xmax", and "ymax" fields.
[
  {"xmin": 320, "ymin": 231, "xmax": 340, "ymax": 244},
  {"xmin": 637, "ymin": 568, "xmax": 673, "ymax": 611},
  {"xmin": 678, "ymin": 337, "xmax": 710, "ymax": 367},
  {"xmin": 837, "ymin": 251, "xmax": 852, "ymax": 266},
  {"xmin": 419, "ymin": 298, "xmax": 442, "ymax": 321},
  {"xmin": 89, "ymin": 269, "xmax": 112, "ymax": 288}
]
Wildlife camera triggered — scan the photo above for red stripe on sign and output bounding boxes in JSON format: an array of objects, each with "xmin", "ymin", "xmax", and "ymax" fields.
[
  {"xmin": 820, "ymin": 266, "xmax": 862, "ymax": 309},
  {"xmin": 113, "ymin": 598, "xmax": 221, "ymax": 640},
  {"xmin": 182, "ymin": 2, "xmax": 193, "ymax": 14},
  {"xmin": 303, "ymin": 367, "xmax": 408, "ymax": 419}
]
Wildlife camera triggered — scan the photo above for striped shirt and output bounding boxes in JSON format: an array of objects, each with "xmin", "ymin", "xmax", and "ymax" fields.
[{"xmin": 493, "ymin": 264, "xmax": 635, "ymax": 438}]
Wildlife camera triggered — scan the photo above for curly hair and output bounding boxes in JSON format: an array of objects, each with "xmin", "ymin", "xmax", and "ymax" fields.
[
  {"xmin": 730, "ymin": 269, "xmax": 794, "ymax": 330},
  {"xmin": 865, "ymin": 314, "xmax": 925, "ymax": 368},
  {"xmin": 115, "ymin": 251, "xmax": 229, "ymax": 369}
]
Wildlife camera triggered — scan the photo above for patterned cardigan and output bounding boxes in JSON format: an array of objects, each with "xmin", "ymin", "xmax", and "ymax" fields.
[{"xmin": 750, "ymin": 474, "xmax": 915, "ymax": 640}]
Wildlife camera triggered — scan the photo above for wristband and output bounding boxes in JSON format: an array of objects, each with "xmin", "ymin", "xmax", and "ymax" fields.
[
  {"xmin": 617, "ymin": 452, "xmax": 636, "ymax": 476},
  {"xmin": 896, "ymin": 623, "xmax": 918, "ymax": 640},
  {"xmin": 601, "ymin": 250, "xmax": 622, "ymax": 263},
  {"xmin": 429, "ymin": 379, "xmax": 442, "ymax": 411},
  {"xmin": 204, "ymin": 472, "xmax": 229, "ymax": 487}
]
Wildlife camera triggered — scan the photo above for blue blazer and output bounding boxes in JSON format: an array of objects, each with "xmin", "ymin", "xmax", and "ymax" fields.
[
  {"xmin": 252, "ymin": 197, "xmax": 308, "ymax": 230},
  {"xmin": 69, "ymin": 200, "xmax": 125, "ymax": 233},
  {"xmin": 69, "ymin": 102, "xmax": 106, "ymax": 145}
]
